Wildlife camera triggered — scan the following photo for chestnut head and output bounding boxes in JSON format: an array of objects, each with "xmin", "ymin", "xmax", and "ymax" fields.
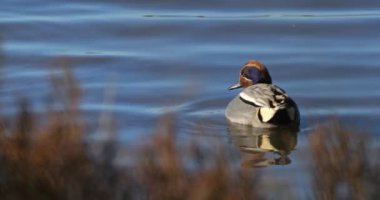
[{"xmin": 229, "ymin": 60, "xmax": 272, "ymax": 90}]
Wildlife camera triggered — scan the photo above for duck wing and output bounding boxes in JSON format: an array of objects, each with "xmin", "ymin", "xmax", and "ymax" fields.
[
  {"xmin": 239, "ymin": 84, "xmax": 288, "ymax": 109},
  {"xmin": 239, "ymin": 84, "xmax": 294, "ymax": 122}
]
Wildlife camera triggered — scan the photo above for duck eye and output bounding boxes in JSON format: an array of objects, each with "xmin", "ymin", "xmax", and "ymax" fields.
[
  {"xmin": 242, "ymin": 68, "xmax": 250, "ymax": 78},
  {"xmin": 242, "ymin": 67, "xmax": 261, "ymax": 83}
]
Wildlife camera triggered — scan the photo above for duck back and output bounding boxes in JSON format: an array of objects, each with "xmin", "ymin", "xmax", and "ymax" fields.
[{"xmin": 225, "ymin": 84, "xmax": 299, "ymax": 128}]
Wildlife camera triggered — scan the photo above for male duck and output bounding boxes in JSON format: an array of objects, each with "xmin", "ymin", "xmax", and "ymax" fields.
[{"xmin": 225, "ymin": 60, "xmax": 300, "ymax": 128}]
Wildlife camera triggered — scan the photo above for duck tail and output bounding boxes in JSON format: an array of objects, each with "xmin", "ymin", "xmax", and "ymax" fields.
[
  {"xmin": 258, "ymin": 107, "xmax": 277, "ymax": 122},
  {"xmin": 258, "ymin": 106, "xmax": 297, "ymax": 123}
]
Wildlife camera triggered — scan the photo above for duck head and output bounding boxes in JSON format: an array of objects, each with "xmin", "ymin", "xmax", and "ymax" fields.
[{"xmin": 229, "ymin": 60, "xmax": 272, "ymax": 90}]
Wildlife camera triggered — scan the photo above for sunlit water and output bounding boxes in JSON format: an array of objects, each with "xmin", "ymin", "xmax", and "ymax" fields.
[{"xmin": 1, "ymin": 0, "xmax": 380, "ymax": 198}]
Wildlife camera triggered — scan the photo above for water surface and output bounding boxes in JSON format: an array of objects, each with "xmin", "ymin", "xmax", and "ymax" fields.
[{"xmin": 1, "ymin": 0, "xmax": 380, "ymax": 197}]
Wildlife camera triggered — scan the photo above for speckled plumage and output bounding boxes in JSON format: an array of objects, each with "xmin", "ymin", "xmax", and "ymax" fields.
[{"xmin": 225, "ymin": 60, "xmax": 300, "ymax": 128}]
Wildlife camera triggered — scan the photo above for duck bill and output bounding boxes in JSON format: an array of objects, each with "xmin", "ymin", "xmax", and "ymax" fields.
[{"xmin": 228, "ymin": 83, "xmax": 242, "ymax": 90}]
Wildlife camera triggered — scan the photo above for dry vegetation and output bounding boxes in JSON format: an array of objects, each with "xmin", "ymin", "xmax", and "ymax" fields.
[
  {"xmin": 0, "ymin": 64, "xmax": 261, "ymax": 200},
  {"xmin": 309, "ymin": 123, "xmax": 380, "ymax": 200},
  {"xmin": 0, "ymin": 58, "xmax": 379, "ymax": 199}
]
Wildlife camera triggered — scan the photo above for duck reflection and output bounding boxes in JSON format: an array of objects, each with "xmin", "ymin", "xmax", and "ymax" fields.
[{"xmin": 227, "ymin": 123, "xmax": 298, "ymax": 168}]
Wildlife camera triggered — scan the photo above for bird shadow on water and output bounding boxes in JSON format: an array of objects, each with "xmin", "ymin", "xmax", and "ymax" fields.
[{"xmin": 227, "ymin": 123, "xmax": 298, "ymax": 168}]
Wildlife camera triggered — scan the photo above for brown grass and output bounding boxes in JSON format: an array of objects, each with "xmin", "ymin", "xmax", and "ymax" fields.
[
  {"xmin": 133, "ymin": 115, "xmax": 261, "ymax": 200},
  {"xmin": 0, "ymin": 55, "xmax": 379, "ymax": 199},
  {"xmin": 0, "ymin": 62, "xmax": 261, "ymax": 200},
  {"xmin": 309, "ymin": 122, "xmax": 380, "ymax": 200}
]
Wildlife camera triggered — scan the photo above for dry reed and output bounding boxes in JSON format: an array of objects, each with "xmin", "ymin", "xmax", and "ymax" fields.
[
  {"xmin": 309, "ymin": 122, "xmax": 380, "ymax": 200},
  {"xmin": 0, "ymin": 61, "xmax": 261, "ymax": 200},
  {"xmin": 0, "ymin": 54, "xmax": 378, "ymax": 199}
]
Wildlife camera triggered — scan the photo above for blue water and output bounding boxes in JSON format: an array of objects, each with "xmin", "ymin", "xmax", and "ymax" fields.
[{"xmin": 1, "ymin": 0, "xmax": 380, "ymax": 198}]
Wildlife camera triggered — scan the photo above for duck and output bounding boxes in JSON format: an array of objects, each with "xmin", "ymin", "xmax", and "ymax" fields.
[{"xmin": 225, "ymin": 60, "xmax": 300, "ymax": 128}]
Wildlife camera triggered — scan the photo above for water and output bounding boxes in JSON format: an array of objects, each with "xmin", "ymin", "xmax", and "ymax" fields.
[{"xmin": 1, "ymin": 0, "xmax": 380, "ymax": 197}]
